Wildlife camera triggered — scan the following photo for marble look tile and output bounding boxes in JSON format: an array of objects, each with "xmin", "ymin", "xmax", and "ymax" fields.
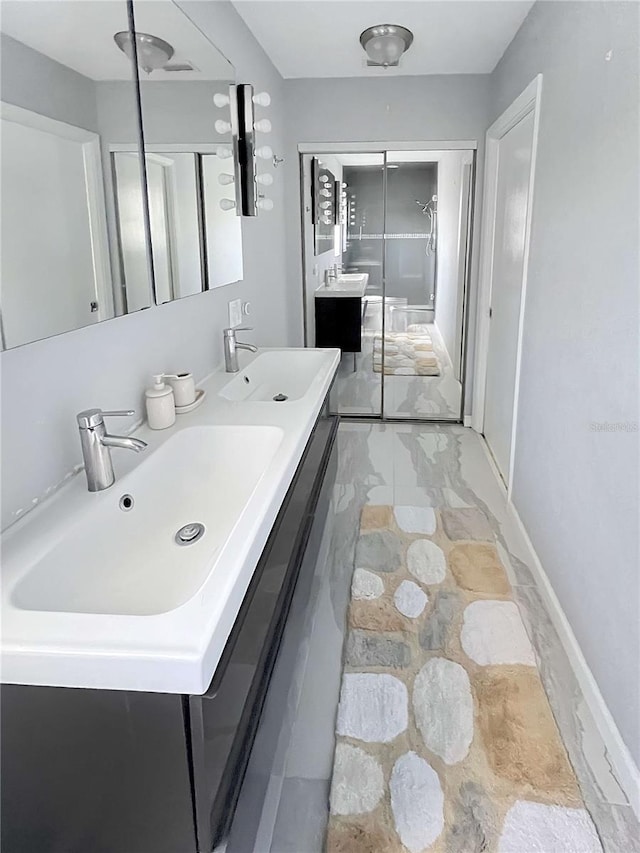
[
  {"xmin": 393, "ymin": 485, "xmax": 436, "ymax": 508},
  {"xmin": 270, "ymin": 777, "xmax": 330, "ymax": 853},
  {"xmin": 365, "ymin": 485, "xmax": 394, "ymax": 505},
  {"xmin": 336, "ymin": 423, "xmax": 394, "ymax": 487},
  {"xmin": 393, "ymin": 428, "xmax": 455, "ymax": 487}
]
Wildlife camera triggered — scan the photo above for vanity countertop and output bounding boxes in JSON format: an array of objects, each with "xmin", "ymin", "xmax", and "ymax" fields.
[
  {"xmin": 315, "ymin": 272, "xmax": 369, "ymax": 299},
  {"xmin": 1, "ymin": 348, "xmax": 340, "ymax": 695}
]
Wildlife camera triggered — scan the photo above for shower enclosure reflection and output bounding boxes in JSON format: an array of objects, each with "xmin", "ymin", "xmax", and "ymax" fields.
[{"xmin": 301, "ymin": 148, "xmax": 474, "ymax": 422}]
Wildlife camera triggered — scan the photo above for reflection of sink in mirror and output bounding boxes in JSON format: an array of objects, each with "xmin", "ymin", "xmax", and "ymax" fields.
[
  {"xmin": 0, "ymin": 0, "xmax": 241, "ymax": 351},
  {"xmin": 11, "ymin": 425, "xmax": 283, "ymax": 616},
  {"xmin": 220, "ymin": 350, "xmax": 332, "ymax": 402},
  {"xmin": 315, "ymin": 272, "xmax": 369, "ymax": 298}
]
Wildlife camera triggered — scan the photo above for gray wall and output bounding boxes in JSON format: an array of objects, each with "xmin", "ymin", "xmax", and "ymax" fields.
[
  {"xmin": 491, "ymin": 0, "xmax": 640, "ymax": 762},
  {"xmin": 282, "ymin": 73, "xmax": 491, "ymax": 412},
  {"xmin": 96, "ymin": 80, "xmax": 232, "ymax": 144},
  {"xmin": 0, "ymin": 1, "xmax": 289, "ymax": 530},
  {"xmin": 0, "ymin": 32, "xmax": 99, "ymax": 130},
  {"xmin": 384, "ymin": 163, "xmax": 437, "ymax": 304}
]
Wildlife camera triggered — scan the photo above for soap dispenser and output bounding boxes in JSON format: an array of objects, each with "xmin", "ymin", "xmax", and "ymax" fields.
[{"xmin": 145, "ymin": 375, "xmax": 176, "ymax": 430}]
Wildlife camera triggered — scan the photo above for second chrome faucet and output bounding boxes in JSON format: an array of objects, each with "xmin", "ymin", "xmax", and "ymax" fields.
[{"xmin": 223, "ymin": 326, "xmax": 257, "ymax": 373}]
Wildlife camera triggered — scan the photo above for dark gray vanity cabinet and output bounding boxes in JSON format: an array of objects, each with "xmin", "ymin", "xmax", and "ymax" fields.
[
  {"xmin": 315, "ymin": 296, "xmax": 362, "ymax": 353},
  {"xmin": 191, "ymin": 413, "xmax": 339, "ymax": 852},
  {"xmin": 1, "ymin": 412, "xmax": 339, "ymax": 853}
]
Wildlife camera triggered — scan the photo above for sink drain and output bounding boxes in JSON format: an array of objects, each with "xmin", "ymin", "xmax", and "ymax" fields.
[
  {"xmin": 175, "ymin": 522, "xmax": 205, "ymax": 545},
  {"xmin": 273, "ymin": 393, "xmax": 288, "ymax": 402}
]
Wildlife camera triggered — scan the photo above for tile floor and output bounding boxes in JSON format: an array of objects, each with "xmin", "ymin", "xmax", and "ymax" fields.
[{"xmin": 232, "ymin": 422, "xmax": 639, "ymax": 853}]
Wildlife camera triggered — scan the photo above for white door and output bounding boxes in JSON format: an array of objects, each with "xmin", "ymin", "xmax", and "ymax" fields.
[
  {"xmin": 1, "ymin": 112, "xmax": 108, "ymax": 347},
  {"xmin": 483, "ymin": 108, "xmax": 535, "ymax": 481}
]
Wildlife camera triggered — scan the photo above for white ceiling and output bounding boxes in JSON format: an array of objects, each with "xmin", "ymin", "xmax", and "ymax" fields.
[
  {"xmin": 232, "ymin": 0, "xmax": 534, "ymax": 79},
  {"xmin": 0, "ymin": 0, "xmax": 233, "ymax": 81}
]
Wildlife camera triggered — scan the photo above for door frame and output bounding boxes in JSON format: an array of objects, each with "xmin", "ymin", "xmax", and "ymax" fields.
[{"xmin": 471, "ymin": 75, "xmax": 543, "ymax": 492}]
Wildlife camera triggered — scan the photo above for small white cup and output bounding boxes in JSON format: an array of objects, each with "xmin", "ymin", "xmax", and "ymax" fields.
[{"xmin": 164, "ymin": 373, "xmax": 196, "ymax": 408}]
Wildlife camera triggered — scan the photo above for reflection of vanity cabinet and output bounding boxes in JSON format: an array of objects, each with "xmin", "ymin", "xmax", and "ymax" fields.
[{"xmin": 314, "ymin": 273, "xmax": 368, "ymax": 354}]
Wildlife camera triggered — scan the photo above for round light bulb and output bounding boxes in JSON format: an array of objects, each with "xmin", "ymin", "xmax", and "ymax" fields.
[
  {"xmin": 219, "ymin": 198, "xmax": 236, "ymax": 211},
  {"xmin": 218, "ymin": 173, "xmax": 235, "ymax": 186},
  {"xmin": 216, "ymin": 145, "xmax": 233, "ymax": 159},
  {"xmin": 256, "ymin": 145, "xmax": 273, "ymax": 160},
  {"xmin": 257, "ymin": 198, "xmax": 274, "ymax": 211},
  {"xmin": 254, "ymin": 118, "xmax": 272, "ymax": 133},
  {"xmin": 215, "ymin": 119, "xmax": 231, "ymax": 135},
  {"xmin": 365, "ymin": 33, "xmax": 405, "ymax": 67},
  {"xmin": 320, "ymin": 188, "xmax": 331, "ymax": 197},
  {"xmin": 213, "ymin": 93, "xmax": 230, "ymax": 108},
  {"xmin": 253, "ymin": 91, "xmax": 271, "ymax": 107},
  {"xmin": 256, "ymin": 173, "xmax": 273, "ymax": 186}
]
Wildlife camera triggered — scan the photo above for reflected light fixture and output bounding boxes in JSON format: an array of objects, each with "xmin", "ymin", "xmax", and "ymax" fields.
[
  {"xmin": 359, "ymin": 24, "xmax": 414, "ymax": 68},
  {"xmin": 114, "ymin": 31, "xmax": 174, "ymax": 74}
]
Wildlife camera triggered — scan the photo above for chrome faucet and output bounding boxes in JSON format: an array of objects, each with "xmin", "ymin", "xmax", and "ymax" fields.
[
  {"xmin": 223, "ymin": 326, "xmax": 257, "ymax": 373},
  {"xmin": 77, "ymin": 409, "xmax": 147, "ymax": 492}
]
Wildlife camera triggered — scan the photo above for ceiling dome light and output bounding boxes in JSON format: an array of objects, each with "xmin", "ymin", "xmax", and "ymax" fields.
[
  {"xmin": 359, "ymin": 24, "xmax": 413, "ymax": 68},
  {"xmin": 114, "ymin": 31, "xmax": 174, "ymax": 75}
]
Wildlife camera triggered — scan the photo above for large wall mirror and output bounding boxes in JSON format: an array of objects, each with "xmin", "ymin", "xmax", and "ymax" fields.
[{"xmin": 0, "ymin": 0, "xmax": 241, "ymax": 351}]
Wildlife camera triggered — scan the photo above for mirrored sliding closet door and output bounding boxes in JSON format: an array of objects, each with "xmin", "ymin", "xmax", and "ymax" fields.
[{"xmin": 301, "ymin": 147, "xmax": 474, "ymax": 422}]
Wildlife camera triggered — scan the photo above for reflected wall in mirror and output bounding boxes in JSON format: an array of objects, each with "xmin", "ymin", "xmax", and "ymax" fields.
[
  {"xmin": 0, "ymin": 0, "xmax": 149, "ymax": 349},
  {"xmin": 0, "ymin": 0, "xmax": 242, "ymax": 351},
  {"xmin": 131, "ymin": 2, "xmax": 242, "ymax": 298}
]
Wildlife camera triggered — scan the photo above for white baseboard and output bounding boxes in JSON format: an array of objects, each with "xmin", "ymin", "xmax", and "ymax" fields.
[
  {"xmin": 463, "ymin": 414, "xmax": 473, "ymax": 428},
  {"xmin": 504, "ymin": 494, "xmax": 640, "ymax": 819}
]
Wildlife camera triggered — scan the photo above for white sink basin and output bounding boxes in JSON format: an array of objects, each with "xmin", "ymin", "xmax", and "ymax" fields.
[
  {"xmin": 219, "ymin": 349, "xmax": 333, "ymax": 402},
  {"xmin": 11, "ymin": 425, "xmax": 283, "ymax": 616}
]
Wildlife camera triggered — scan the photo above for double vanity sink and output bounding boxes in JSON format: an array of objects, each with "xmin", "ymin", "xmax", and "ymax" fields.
[{"xmin": 2, "ymin": 347, "xmax": 340, "ymax": 694}]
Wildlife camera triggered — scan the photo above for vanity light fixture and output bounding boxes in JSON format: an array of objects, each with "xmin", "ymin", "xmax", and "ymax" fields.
[
  {"xmin": 114, "ymin": 31, "xmax": 174, "ymax": 74},
  {"xmin": 359, "ymin": 24, "xmax": 414, "ymax": 68},
  {"xmin": 215, "ymin": 84, "xmax": 275, "ymax": 216}
]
